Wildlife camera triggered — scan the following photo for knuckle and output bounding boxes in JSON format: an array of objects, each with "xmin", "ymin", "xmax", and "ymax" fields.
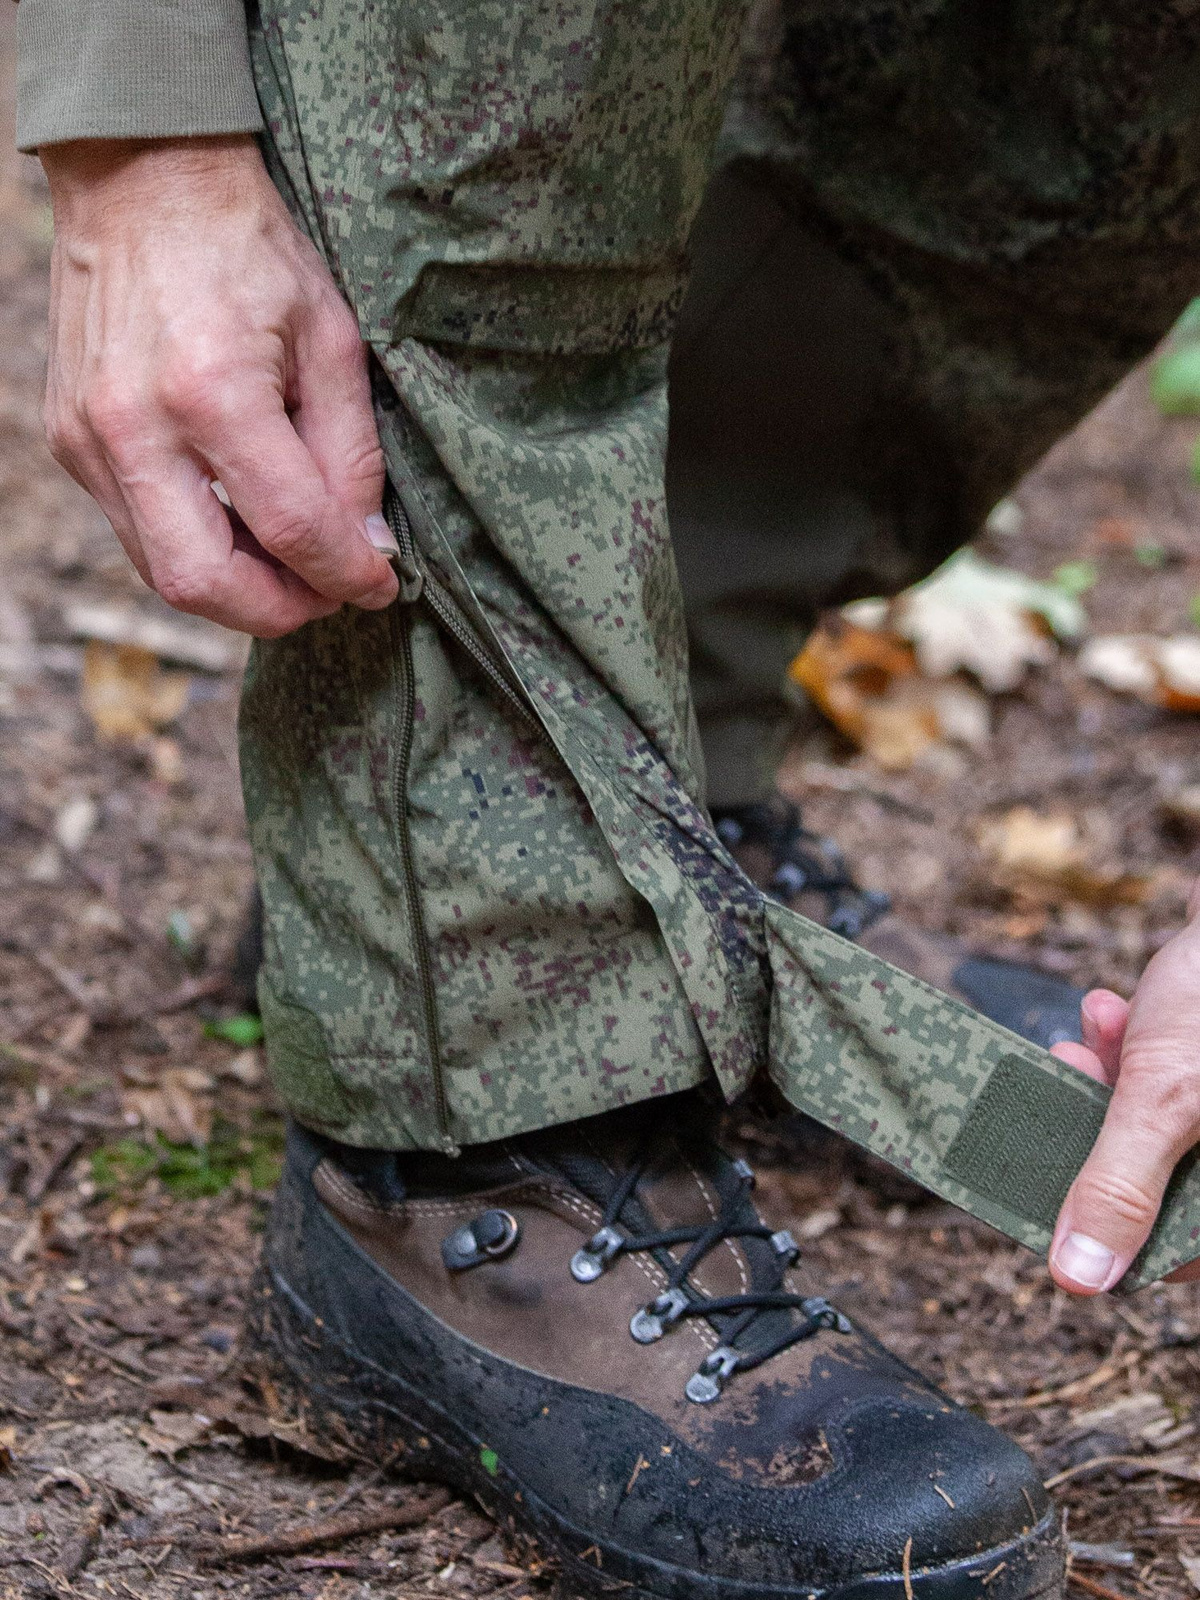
[
  {"xmin": 158, "ymin": 352, "xmax": 238, "ymax": 430},
  {"xmin": 316, "ymin": 301, "xmax": 366, "ymax": 368},
  {"xmin": 255, "ymin": 507, "xmax": 325, "ymax": 567},
  {"xmin": 1074, "ymin": 1168, "xmax": 1161, "ymax": 1231},
  {"xmin": 1123, "ymin": 1053, "xmax": 1200, "ymax": 1142},
  {"xmin": 82, "ymin": 378, "xmax": 146, "ymax": 456},
  {"xmin": 44, "ymin": 408, "xmax": 86, "ymax": 468},
  {"xmin": 345, "ymin": 432, "xmax": 385, "ymax": 480},
  {"xmin": 153, "ymin": 561, "xmax": 218, "ymax": 616}
]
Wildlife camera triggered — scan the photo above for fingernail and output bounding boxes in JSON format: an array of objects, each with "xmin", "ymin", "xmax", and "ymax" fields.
[
  {"xmin": 364, "ymin": 513, "xmax": 400, "ymax": 556},
  {"xmin": 1053, "ymin": 1232, "xmax": 1116, "ymax": 1289}
]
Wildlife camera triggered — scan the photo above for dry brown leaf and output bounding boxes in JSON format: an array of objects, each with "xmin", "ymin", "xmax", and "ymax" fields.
[
  {"xmin": 121, "ymin": 1069, "xmax": 213, "ymax": 1146},
  {"xmin": 977, "ymin": 806, "xmax": 1153, "ymax": 907},
  {"xmin": 1080, "ymin": 633, "xmax": 1200, "ymax": 711},
  {"xmin": 81, "ymin": 641, "xmax": 191, "ymax": 744},
  {"xmin": 788, "ymin": 617, "xmax": 990, "ymax": 770},
  {"xmin": 138, "ymin": 1409, "xmax": 211, "ymax": 1458}
]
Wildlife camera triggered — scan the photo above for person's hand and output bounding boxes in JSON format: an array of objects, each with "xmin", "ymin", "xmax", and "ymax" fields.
[
  {"xmin": 39, "ymin": 135, "xmax": 399, "ymax": 637},
  {"xmin": 1048, "ymin": 882, "xmax": 1200, "ymax": 1292}
]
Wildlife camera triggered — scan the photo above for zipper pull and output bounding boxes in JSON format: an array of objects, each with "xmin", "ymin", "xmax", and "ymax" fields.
[
  {"xmin": 393, "ymin": 546, "xmax": 424, "ymax": 604},
  {"xmin": 383, "ymin": 486, "xmax": 424, "ymax": 603}
]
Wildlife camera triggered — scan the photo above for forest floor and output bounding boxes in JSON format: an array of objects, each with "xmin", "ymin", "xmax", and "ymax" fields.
[{"xmin": 6, "ymin": 17, "xmax": 1200, "ymax": 1600}]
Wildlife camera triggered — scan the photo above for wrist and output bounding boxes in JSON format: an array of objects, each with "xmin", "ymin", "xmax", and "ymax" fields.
[{"xmin": 41, "ymin": 135, "xmax": 267, "ymax": 231}]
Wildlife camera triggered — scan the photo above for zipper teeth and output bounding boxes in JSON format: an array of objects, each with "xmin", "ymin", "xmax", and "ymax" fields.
[
  {"xmin": 384, "ymin": 489, "xmax": 542, "ymax": 735},
  {"xmin": 390, "ymin": 604, "xmax": 452, "ymax": 1149}
]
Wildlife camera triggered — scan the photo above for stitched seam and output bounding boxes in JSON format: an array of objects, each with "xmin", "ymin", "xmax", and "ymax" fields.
[
  {"xmin": 316, "ymin": 1161, "xmax": 398, "ymax": 1220},
  {"xmin": 689, "ymin": 1165, "xmax": 750, "ymax": 1297}
]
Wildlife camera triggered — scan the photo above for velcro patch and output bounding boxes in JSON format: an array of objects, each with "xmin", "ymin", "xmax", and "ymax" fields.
[{"xmin": 944, "ymin": 1054, "xmax": 1106, "ymax": 1235}]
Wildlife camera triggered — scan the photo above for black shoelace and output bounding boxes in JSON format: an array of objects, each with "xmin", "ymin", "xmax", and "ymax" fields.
[
  {"xmin": 570, "ymin": 1144, "xmax": 850, "ymax": 1403},
  {"xmin": 713, "ymin": 801, "xmax": 889, "ymax": 940}
]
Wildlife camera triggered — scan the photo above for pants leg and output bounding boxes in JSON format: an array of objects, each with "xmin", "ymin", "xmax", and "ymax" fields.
[
  {"xmin": 241, "ymin": 0, "xmax": 760, "ymax": 1151},
  {"xmin": 672, "ymin": 0, "xmax": 1200, "ymax": 808},
  {"xmin": 237, "ymin": 0, "xmax": 1200, "ymax": 1285}
]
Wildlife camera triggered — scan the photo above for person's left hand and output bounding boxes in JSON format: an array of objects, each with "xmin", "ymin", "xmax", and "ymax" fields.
[{"xmin": 1048, "ymin": 881, "xmax": 1200, "ymax": 1292}]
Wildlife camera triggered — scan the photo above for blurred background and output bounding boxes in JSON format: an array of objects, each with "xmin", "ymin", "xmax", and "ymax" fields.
[{"xmin": 6, "ymin": 10, "xmax": 1200, "ymax": 1598}]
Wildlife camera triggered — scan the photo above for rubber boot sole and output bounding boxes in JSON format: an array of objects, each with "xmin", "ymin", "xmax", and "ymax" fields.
[{"xmin": 243, "ymin": 1260, "xmax": 1066, "ymax": 1600}]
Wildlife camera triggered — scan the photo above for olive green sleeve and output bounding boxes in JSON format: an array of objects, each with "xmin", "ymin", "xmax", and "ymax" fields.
[{"xmin": 16, "ymin": 0, "xmax": 264, "ymax": 152}]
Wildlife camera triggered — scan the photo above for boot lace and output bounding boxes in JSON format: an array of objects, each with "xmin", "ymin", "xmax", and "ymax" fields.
[
  {"xmin": 569, "ymin": 1145, "xmax": 850, "ymax": 1403},
  {"xmin": 713, "ymin": 801, "xmax": 889, "ymax": 939}
]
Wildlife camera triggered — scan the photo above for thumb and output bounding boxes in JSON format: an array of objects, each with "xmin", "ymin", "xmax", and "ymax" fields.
[{"xmin": 1049, "ymin": 1056, "xmax": 1195, "ymax": 1294}]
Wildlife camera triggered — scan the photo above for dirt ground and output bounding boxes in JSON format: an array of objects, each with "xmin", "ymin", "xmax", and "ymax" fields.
[{"xmin": 7, "ymin": 19, "xmax": 1200, "ymax": 1600}]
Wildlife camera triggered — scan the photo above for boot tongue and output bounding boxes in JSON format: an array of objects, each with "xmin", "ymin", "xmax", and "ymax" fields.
[
  {"xmin": 520, "ymin": 1097, "xmax": 810, "ymax": 1360},
  {"xmin": 517, "ymin": 1098, "xmax": 667, "ymax": 1209}
]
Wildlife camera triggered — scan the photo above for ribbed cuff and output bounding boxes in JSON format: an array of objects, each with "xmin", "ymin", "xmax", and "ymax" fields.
[{"xmin": 17, "ymin": 0, "xmax": 264, "ymax": 151}]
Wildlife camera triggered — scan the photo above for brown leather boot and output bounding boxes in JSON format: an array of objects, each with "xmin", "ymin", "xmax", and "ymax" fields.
[{"xmin": 246, "ymin": 1098, "xmax": 1064, "ymax": 1598}]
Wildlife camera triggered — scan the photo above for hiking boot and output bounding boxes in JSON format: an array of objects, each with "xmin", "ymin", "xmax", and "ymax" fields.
[
  {"xmin": 245, "ymin": 1098, "xmax": 1065, "ymax": 1598},
  {"xmin": 713, "ymin": 798, "xmax": 1086, "ymax": 1050}
]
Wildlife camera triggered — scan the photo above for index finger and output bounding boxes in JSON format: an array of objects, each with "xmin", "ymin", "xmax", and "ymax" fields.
[{"xmin": 177, "ymin": 373, "xmax": 398, "ymax": 607}]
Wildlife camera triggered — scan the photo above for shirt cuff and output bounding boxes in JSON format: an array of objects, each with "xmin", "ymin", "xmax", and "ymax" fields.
[{"xmin": 16, "ymin": 0, "xmax": 264, "ymax": 151}]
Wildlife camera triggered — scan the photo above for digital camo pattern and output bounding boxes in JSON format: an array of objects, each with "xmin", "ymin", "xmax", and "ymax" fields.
[{"xmin": 240, "ymin": 0, "xmax": 1200, "ymax": 1276}]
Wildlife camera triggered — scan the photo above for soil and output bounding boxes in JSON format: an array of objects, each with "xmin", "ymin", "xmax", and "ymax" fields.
[{"xmin": 4, "ymin": 16, "xmax": 1200, "ymax": 1600}]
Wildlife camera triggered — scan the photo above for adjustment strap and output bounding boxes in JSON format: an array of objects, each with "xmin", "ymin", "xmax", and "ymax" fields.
[{"xmin": 766, "ymin": 902, "xmax": 1200, "ymax": 1290}]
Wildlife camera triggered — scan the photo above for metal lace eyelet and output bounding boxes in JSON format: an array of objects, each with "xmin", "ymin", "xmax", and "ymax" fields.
[
  {"xmin": 732, "ymin": 1157, "xmax": 756, "ymax": 1189},
  {"xmin": 770, "ymin": 1228, "xmax": 800, "ymax": 1266},
  {"xmin": 570, "ymin": 1224, "xmax": 623, "ymax": 1283},
  {"xmin": 802, "ymin": 1295, "xmax": 852, "ymax": 1333},
  {"xmin": 441, "ymin": 1209, "xmax": 521, "ymax": 1272},
  {"xmin": 629, "ymin": 1286, "xmax": 689, "ymax": 1344},
  {"xmin": 685, "ymin": 1346, "xmax": 740, "ymax": 1404}
]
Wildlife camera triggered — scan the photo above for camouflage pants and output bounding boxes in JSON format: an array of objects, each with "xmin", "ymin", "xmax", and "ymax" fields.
[
  {"xmin": 239, "ymin": 0, "xmax": 1200, "ymax": 1285},
  {"xmin": 674, "ymin": 0, "xmax": 1200, "ymax": 804}
]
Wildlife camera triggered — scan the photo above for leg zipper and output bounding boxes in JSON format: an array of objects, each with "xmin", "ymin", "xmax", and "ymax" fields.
[{"xmin": 389, "ymin": 598, "xmax": 454, "ymax": 1153}]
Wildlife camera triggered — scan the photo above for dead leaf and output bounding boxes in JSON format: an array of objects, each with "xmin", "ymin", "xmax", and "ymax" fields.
[
  {"xmin": 788, "ymin": 617, "xmax": 990, "ymax": 770},
  {"xmin": 846, "ymin": 549, "xmax": 1084, "ymax": 692},
  {"xmin": 1081, "ymin": 633, "xmax": 1200, "ymax": 711},
  {"xmin": 138, "ymin": 1409, "xmax": 211, "ymax": 1458},
  {"xmin": 53, "ymin": 795, "xmax": 98, "ymax": 853},
  {"xmin": 81, "ymin": 642, "xmax": 191, "ymax": 744},
  {"xmin": 148, "ymin": 736, "xmax": 184, "ymax": 785},
  {"xmin": 977, "ymin": 807, "xmax": 1153, "ymax": 907},
  {"xmin": 121, "ymin": 1069, "xmax": 213, "ymax": 1146},
  {"xmin": 222, "ymin": 1049, "xmax": 264, "ymax": 1087}
]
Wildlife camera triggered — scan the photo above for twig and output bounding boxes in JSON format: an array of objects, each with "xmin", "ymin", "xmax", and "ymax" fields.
[
  {"xmin": 1068, "ymin": 1573, "xmax": 1136, "ymax": 1600},
  {"xmin": 24, "ymin": 1134, "xmax": 84, "ymax": 1204},
  {"xmin": 322, "ymin": 1442, "xmax": 406, "ymax": 1519},
  {"xmin": 1045, "ymin": 1452, "xmax": 1200, "ymax": 1490},
  {"xmin": 58, "ymin": 1505, "xmax": 105, "ymax": 1581},
  {"xmin": 133, "ymin": 1487, "xmax": 451, "ymax": 1564},
  {"xmin": 1, "ymin": 937, "xmax": 225, "ymax": 1028}
]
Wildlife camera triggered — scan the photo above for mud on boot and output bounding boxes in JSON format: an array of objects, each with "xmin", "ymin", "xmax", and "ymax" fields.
[{"xmin": 244, "ymin": 1100, "xmax": 1065, "ymax": 1599}]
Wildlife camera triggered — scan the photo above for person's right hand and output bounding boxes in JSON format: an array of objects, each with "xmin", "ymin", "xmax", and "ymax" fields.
[{"xmin": 39, "ymin": 135, "xmax": 399, "ymax": 637}]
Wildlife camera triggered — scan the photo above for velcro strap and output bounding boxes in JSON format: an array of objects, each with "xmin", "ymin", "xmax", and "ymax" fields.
[{"xmin": 766, "ymin": 902, "xmax": 1200, "ymax": 1289}]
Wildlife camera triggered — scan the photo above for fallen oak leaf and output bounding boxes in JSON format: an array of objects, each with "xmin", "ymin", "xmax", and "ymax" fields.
[{"xmin": 81, "ymin": 641, "xmax": 191, "ymax": 745}]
